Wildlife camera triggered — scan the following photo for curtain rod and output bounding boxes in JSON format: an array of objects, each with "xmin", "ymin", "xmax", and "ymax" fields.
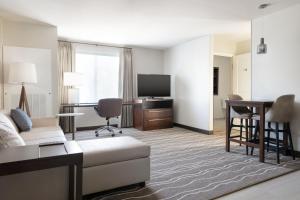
[{"xmin": 58, "ymin": 39, "xmax": 132, "ymax": 49}]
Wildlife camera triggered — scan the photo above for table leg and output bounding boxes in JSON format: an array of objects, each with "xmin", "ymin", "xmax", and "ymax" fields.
[
  {"xmin": 69, "ymin": 165, "xmax": 75, "ymax": 200},
  {"xmin": 258, "ymin": 105, "xmax": 266, "ymax": 162},
  {"xmin": 76, "ymin": 162, "xmax": 83, "ymax": 200},
  {"xmin": 72, "ymin": 116, "xmax": 75, "ymax": 140},
  {"xmin": 283, "ymin": 123, "xmax": 288, "ymax": 156},
  {"xmin": 226, "ymin": 103, "xmax": 231, "ymax": 152},
  {"xmin": 250, "ymin": 107, "xmax": 253, "ymax": 140}
]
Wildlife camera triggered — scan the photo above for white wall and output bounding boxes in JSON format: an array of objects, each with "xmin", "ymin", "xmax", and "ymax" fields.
[
  {"xmin": 0, "ymin": 19, "xmax": 58, "ymax": 114},
  {"xmin": 252, "ymin": 4, "xmax": 300, "ymax": 150},
  {"xmin": 76, "ymin": 46, "xmax": 164, "ymax": 128},
  {"xmin": 213, "ymin": 56, "xmax": 232, "ymax": 119},
  {"xmin": 164, "ymin": 36, "xmax": 213, "ymax": 131},
  {"xmin": 132, "ymin": 47, "xmax": 164, "ymax": 97}
]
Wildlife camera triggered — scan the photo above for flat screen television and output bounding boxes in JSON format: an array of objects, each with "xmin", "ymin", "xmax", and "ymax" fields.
[{"xmin": 138, "ymin": 74, "xmax": 171, "ymax": 97}]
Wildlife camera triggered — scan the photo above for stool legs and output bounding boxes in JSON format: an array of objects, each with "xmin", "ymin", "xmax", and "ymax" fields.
[
  {"xmin": 267, "ymin": 122, "xmax": 271, "ymax": 152},
  {"xmin": 245, "ymin": 119, "xmax": 249, "ymax": 155},
  {"xmin": 251, "ymin": 120, "xmax": 259, "ymax": 155},
  {"xmin": 239, "ymin": 119, "xmax": 243, "ymax": 146},
  {"xmin": 287, "ymin": 123, "xmax": 295, "ymax": 160},
  {"xmin": 275, "ymin": 122, "xmax": 280, "ymax": 164}
]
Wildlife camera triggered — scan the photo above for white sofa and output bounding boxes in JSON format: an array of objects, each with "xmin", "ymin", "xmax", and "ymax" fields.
[{"xmin": 0, "ymin": 112, "xmax": 150, "ymax": 200}]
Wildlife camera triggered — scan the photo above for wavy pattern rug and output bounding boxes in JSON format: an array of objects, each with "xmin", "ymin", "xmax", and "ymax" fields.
[{"xmin": 70, "ymin": 127, "xmax": 300, "ymax": 200}]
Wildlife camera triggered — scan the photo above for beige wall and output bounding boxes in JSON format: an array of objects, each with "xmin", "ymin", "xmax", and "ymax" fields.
[
  {"xmin": 0, "ymin": 18, "xmax": 58, "ymax": 113},
  {"xmin": 213, "ymin": 35, "xmax": 237, "ymax": 56},
  {"xmin": 213, "ymin": 35, "xmax": 251, "ymax": 56},
  {"xmin": 236, "ymin": 40, "xmax": 251, "ymax": 55}
]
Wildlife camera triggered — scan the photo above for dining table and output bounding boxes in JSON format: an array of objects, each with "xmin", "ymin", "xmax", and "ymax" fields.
[{"xmin": 225, "ymin": 99, "xmax": 274, "ymax": 162}]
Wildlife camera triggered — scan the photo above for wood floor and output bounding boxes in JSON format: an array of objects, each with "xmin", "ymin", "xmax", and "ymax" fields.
[{"xmin": 214, "ymin": 118, "xmax": 300, "ymax": 200}]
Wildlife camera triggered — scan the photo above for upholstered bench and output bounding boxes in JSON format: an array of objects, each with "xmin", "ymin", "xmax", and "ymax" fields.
[{"xmin": 77, "ymin": 136, "xmax": 151, "ymax": 195}]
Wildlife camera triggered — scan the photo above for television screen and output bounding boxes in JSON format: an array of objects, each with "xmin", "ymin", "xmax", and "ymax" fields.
[{"xmin": 138, "ymin": 74, "xmax": 170, "ymax": 97}]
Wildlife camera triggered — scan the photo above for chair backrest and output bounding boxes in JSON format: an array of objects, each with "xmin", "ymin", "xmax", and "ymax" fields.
[
  {"xmin": 268, "ymin": 94, "xmax": 295, "ymax": 123},
  {"xmin": 95, "ymin": 98, "xmax": 123, "ymax": 118},
  {"xmin": 228, "ymin": 94, "xmax": 251, "ymax": 114}
]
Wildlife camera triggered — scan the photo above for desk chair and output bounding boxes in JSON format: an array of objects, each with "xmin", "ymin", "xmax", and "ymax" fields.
[{"xmin": 94, "ymin": 98, "xmax": 123, "ymax": 137}]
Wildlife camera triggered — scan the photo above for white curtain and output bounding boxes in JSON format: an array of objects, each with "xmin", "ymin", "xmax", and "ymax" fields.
[
  {"xmin": 121, "ymin": 48, "xmax": 134, "ymax": 127},
  {"xmin": 58, "ymin": 41, "xmax": 74, "ymax": 132}
]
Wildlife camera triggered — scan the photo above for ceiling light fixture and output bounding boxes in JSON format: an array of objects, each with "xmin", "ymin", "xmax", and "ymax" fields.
[{"xmin": 257, "ymin": 3, "xmax": 271, "ymax": 54}]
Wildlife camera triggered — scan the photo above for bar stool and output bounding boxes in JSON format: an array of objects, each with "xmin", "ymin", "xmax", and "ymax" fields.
[
  {"xmin": 251, "ymin": 94, "xmax": 295, "ymax": 164},
  {"xmin": 228, "ymin": 94, "xmax": 253, "ymax": 155}
]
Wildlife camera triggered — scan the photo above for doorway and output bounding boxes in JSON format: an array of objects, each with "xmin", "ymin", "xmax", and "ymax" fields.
[{"xmin": 213, "ymin": 52, "xmax": 251, "ymax": 134}]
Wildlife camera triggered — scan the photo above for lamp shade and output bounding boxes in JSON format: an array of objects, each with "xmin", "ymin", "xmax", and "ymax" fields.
[
  {"xmin": 8, "ymin": 63, "xmax": 37, "ymax": 84},
  {"xmin": 63, "ymin": 72, "xmax": 83, "ymax": 86}
]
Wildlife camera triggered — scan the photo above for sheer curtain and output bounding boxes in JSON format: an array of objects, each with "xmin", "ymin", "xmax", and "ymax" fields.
[
  {"xmin": 58, "ymin": 41, "xmax": 74, "ymax": 132},
  {"xmin": 121, "ymin": 48, "xmax": 134, "ymax": 127},
  {"xmin": 74, "ymin": 44, "xmax": 120, "ymax": 103}
]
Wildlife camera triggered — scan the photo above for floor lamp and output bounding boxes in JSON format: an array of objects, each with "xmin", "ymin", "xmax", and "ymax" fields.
[{"xmin": 8, "ymin": 63, "xmax": 37, "ymax": 117}]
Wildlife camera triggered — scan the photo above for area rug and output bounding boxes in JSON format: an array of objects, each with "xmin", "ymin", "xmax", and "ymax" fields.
[{"xmin": 68, "ymin": 127, "xmax": 300, "ymax": 200}]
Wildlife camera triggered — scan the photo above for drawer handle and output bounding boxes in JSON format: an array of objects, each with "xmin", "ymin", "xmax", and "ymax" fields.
[
  {"xmin": 149, "ymin": 118, "xmax": 169, "ymax": 122},
  {"xmin": 149, "ymin": 110, "xmax": 170, "ymax": 113}
]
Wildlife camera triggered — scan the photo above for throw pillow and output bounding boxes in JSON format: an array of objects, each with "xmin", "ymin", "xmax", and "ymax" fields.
[
  {"xmin": 10, "ymin": 108, "xmax": 32, "ymax": 132},
  {"xmin": 0, "ymin": 113, "xmax": 25, "ymax": 149}
]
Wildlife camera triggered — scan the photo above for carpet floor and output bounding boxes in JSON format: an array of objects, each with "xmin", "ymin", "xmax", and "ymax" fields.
[{"xmin": 68, "ymin": 127, "xmax": 300, "ymax": 200}]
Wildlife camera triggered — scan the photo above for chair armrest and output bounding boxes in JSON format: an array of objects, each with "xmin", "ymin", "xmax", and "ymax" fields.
[{"xmin": 31, "ymin": 117, "xmax": 59, "ymax": 128}]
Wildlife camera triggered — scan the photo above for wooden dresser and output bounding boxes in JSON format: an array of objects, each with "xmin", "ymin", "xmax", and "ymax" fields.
[{"xmin": 133, "ymin": 99, "xmax": 173, "ymax": 131}]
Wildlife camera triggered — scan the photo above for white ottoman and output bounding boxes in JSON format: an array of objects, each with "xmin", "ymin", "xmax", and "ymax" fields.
[{"xmin": 77, "ymin": 136, "xmax": 150, "ymax": 195}]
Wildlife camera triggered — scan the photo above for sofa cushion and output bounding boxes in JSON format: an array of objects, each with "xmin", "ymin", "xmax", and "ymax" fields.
[
  {"xmin": 20, "ymin": 126, "xmax": 66, "ymax": 145},
  {"xmin": 10, "ymin": 108, "xmax": 32, "ymax": 131},
  {"xmin": 78, "ymin": 136, "xmax": 150, "ymax": 168},
  {"xmin": 0, "ymin": 112, "xmax": 25, "ymax": 148}
]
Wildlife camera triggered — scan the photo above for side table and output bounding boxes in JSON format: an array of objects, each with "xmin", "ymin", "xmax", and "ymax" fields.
[{"xmin": 0, "ymin": 141, "xmax": 83, "ymax": 200}]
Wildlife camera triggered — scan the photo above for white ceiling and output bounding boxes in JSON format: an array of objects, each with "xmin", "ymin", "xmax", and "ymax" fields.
[{"xmin": 0, "ymin": 0, "xmax": 299, "ymax": 49}]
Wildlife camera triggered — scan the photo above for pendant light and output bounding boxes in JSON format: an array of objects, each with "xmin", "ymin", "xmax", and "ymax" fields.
[{"xmin": 257, "ymin": 3, "xmax": 271, "ymax": 54}]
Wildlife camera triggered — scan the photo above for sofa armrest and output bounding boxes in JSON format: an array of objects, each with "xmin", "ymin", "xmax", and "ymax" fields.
[{"xmin": 31, "ymin": 117, "xmax": 59, "ymax": 128}]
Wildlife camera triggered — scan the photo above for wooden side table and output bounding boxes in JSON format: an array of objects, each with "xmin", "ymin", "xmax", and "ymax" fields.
[
  {"xmin": 0, "ymin": 141, "xmax": 83, "ymax": 200},
  {"xmin": 57, "ymin": 112, "xmax": 84, "ymax": 140}
]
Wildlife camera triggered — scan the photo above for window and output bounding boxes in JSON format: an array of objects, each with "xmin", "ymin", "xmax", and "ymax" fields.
[{"xmin": 75, "ymin": 50, "xmax": 120, "ymax": 103}]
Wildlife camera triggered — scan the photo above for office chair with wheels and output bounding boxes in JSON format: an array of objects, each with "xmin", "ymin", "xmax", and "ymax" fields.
[{"xmin": 94, "ymin": 98, "xmax": 123, "ymax": 137}]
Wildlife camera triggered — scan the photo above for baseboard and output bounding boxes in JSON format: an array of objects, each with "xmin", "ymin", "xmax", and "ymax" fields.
[
  {"xmin": 174, "ymin": 123, "xmax": 213, "ymax": 135},
  {"xmin": 76, "ymin": 124, "xmax": 118, "ymax": 131}
]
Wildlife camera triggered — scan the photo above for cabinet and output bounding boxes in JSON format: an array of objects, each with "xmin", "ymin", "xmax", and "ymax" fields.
[{"xmin": 133, "ymin": 99, "xmax": 173, "ymax": 131}]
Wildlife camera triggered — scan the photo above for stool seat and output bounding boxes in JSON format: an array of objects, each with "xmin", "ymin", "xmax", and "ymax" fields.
[{"xmin": 78, "ymin": 136, "xmax": 150, "ymax": 167}]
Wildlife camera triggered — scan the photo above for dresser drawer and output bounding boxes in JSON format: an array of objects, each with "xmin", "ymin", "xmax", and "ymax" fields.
[
  {"xmin": 144, "ymin": 109, "xmax": 172, "ymax": 120},
  {"xmin": 144, "ymin": 117, "xmax": 173, "ymax": 130}
]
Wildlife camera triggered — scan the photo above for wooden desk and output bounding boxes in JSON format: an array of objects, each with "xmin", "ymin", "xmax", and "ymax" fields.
[
  {"xmin": 225, "ymin": 100, "xmax": 273, "ymax": 162},
  {"xmin": 57, "ymin": 113, "xmax": 85, "ymax": 140},
  {"xmin": 0, "ymin": 141, "xmax": 83, "ymax": 200},
  {"xmin": 60, "ymin": 102, "xmax": 135, "ymax": 132}
]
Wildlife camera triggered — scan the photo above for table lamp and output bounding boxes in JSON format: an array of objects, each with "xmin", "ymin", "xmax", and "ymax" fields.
[
  {"xmin": 63, "ymin": 72, "xmax": 83, "ymax": 104},
  {"xmin": 8, "ymin": 62, "xmax": 37, "ymax": 117}
]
